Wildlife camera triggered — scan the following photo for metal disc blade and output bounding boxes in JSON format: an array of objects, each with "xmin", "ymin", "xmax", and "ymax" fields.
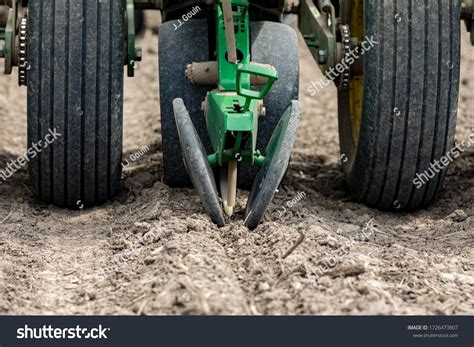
[
  {"xmin": 244, "ymin": 100, "xmax": 301, "ymax": 230},
  {"xmin": 173, "ymin": 99, "xmax": 226, "ymax": 227}
]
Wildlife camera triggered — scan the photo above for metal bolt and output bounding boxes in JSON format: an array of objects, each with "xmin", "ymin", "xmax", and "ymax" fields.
[
  {"xmin": 257, "ymin": 100, "xmax": 266, "ymax": 117},
  {"xmin": 135, "ymin": 47, "xmax": 142, "ymax": 62},
  {"xmin": 318, "ymin": 50, "xmax": 327, "ymax": 64}
]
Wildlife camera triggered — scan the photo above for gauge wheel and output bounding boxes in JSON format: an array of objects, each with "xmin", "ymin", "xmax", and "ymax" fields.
[
  {"xmin": 27, "ymin": 0, "xmax": 125, "ymax": 208},
  {"xmin": 338, "ymin": 0, "xmax": 461, "ymax": 210},
  {"xmin": 159, "ymin": 19, "xmax": 214, "ymax": 187}
]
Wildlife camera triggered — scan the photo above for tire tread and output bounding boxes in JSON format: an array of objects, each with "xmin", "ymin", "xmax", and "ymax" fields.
[{"xmin": 27, "ymin": 0, "xmax": 125, "ymax": 208}]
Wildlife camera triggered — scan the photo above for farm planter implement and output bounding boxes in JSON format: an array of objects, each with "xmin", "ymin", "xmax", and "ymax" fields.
[
  {"xmin": 0, "ymin": 0, "xmax": 471, "ymax": 229},
  {"xmin": 170, "ymin": 0, "xmax": 300, "ymax": 228}
]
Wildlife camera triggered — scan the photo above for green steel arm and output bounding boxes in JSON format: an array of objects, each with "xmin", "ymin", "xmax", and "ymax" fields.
[{"xmin": 206, "ymin": 0, "xmax": 278, "ymax": 168}]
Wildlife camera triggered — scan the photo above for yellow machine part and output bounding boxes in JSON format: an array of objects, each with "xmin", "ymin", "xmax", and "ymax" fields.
[{"xmin": 348, "ymin": 0, "xmax": 364, "ymax": 145}]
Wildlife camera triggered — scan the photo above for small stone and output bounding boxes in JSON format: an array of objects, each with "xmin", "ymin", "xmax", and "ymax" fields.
[
  {"xmin": 151, "ymin": 246, "xmax": 164, "ymax": 255},
  {"xmin": 338, "ymin": 223, "xmax": 361, "ymax": 238},
  {"xmin": 132, "ymin": 221, "xmax": 152, "ymax": 234},
  {"xmin": 318, "ymin": 238, "xmax": 329, "ymax": 246},
  {"xmin": 448, "ymin": 210, "xmax": 468, "ymax": 222},
  {"xmin": 258, "ymin": 282, "xmax": 271, "ymax": 292},
  {"xmin": 291, "ymin": 281, "xmax": 303, "ymax": 291},
  {"xmin": 317, "ymin": 276, "xmax": 332, "ymax": 286},
  {"xmin": 8, "ymin": 212, "xmax": 23, "ymax": 223},
  {"xmin": 399, "ymin": 225, "xmax": 411, "ymax": 232},
  {"xmin": 144, "ymin": 257, "xmax": 155, "ymax": 265},
  {"xmin": 327, "ymin": 264, "xmax": 366, "ymax": 278}
]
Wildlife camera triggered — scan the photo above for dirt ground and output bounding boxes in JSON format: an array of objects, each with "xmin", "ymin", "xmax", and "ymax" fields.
[{"xmin": 0, "ymin": 19, "xmax": 472, "ymax": 315}]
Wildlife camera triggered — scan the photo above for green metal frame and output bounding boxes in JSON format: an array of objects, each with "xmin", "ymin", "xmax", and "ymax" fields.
[
  {"xmin": 299, "ymin": 0, "xmax": 474, "ymax": 78},
  {"xmin": 299, "ymin": 0, "xmax": 337, "ymax": 74},
  {"xmin": 1, "ymin": 0, "xmax": 17, "ymax": 74},
  {"xmin": 216, "ymin": 0, "xmax": 250, "ymax": 91},
  {"xmin": 126, "ymin": 0, "xmax": 137, "ymax": 77},
  {"xmin": 205, "ymin": 0, "xmax": 278, "ymax": 168},
  {"xmin": 126, "ymin": 0, "xmax": 143, "ymax": 77}
]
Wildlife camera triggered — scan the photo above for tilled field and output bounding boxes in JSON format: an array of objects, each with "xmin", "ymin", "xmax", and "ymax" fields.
[{"xmin": 0, "ymin": 24, "xmax": 472, "ymax": 315}]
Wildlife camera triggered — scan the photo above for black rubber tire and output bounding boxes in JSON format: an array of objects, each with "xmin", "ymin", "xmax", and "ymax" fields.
[
  {"xmin": 338, "ymin": 0, "xmax": 461, "ymax": 210},
  {"xmin": 238, "ymin": 21, "xmax": 299, "ymax": 189},
  {"xmin": 159, "ymin": 19, "xmax": 213, "ymax": 187},
  {"xmin": 27, "ymin": 0, "xmax": 125, "ymax": 208},
  {"xmin": 159, "ymin": 20, "xmax": 299, "ymax": 188},
  {"xmin": 135, "ymin": 10, "xmax": 145, "ymax": 35}
]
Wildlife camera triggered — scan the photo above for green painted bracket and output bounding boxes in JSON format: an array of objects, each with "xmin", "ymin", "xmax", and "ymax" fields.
[
  {"xmin": 215, "ymin": 0, "xmax": 251, "ymax": 91},
  {"xmin": 236, "ymin": 63, "xmax": 279, "ymax": 110},
  {"xmin": 126, "ymin": 0, "xmax": 142, "ymax": 77},
  {"xmin": 206, "ymin": 91, "xmax": 257, "ymax": 166},
  {"xmin": 3, "ymin": 1, "xmax": 16, "ymax": 74},
  {"xmin": 299, "ymin": 0, "xmax": 337, "ymax": 73},
  {"xmin": 126, "ymin": 0, "xmax": 136, "ymax": 77},
  {"xmin": 205, "ymin": 0, "xmax": 279, "ymax": 169}
]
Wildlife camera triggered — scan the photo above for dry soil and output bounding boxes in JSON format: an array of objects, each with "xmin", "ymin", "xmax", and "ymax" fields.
[{"xmin": 0, "ymin": 20, "xmax": 472, "ymax": 315}]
